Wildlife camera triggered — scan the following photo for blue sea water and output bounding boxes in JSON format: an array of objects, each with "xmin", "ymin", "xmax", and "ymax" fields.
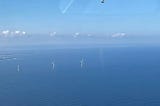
[{"xmin": 0, "ymin": 46, "xmax": 160, "ymax": 106}]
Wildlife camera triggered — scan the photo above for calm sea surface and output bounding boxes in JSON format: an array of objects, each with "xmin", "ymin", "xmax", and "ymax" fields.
[{"xmin": 0, "ymin": 46, "xmax": 160, "ymax": 106}]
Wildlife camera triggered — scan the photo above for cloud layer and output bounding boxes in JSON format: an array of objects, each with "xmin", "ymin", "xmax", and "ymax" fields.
[
  {"xmin": 111, "ymin": 33, "xmax": 127, "ymax": 38},
  {"xmin": 0, "ymin": 30, "xmax": 27, "ymax": 37}
]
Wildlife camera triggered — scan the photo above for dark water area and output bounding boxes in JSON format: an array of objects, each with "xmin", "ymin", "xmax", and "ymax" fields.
[{"xmin": 0, "ymin": 46, "xmax": 160, "ymax": 106}]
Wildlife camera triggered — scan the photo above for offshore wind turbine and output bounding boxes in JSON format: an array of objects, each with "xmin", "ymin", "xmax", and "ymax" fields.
[
  {"xmin": 17, "ymin": 64, "xmax": 20, "ymax": 72},
  {"xmin": 99, "ymin": 48, "xmax": 105, "ymax": 71},
  {"xmin": 80, "ymin": 58, "xmax": 85, "ymax": 68},
  {"xmin": 51, "ymin": 61, "xmax": 55, "ymax": 71}
]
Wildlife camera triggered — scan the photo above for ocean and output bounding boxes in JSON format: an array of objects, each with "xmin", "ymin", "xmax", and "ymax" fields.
[{"xmin": 0, "ymin": 46, "xmax": 160, "ymax": 106}]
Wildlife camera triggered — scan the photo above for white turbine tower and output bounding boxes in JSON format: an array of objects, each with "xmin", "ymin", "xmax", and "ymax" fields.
[
  {"xmin": 80, "ymin": 58, "xmax": 85, "ymax": 68},
  {"xmin": 17, "ymin": 64, "xmax": 20, "ymax": 72},
  {"xmin": 51, "ymin": 61, "xmax": 55, "ymax": 71}
]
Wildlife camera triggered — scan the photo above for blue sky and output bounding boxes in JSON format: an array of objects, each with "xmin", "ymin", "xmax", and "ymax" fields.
[{"xmin": 0, "ymin": 0, "xmax": 160, "ymax": 35}]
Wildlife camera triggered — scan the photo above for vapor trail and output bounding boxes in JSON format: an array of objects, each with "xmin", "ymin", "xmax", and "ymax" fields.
[{"xmin": 62, "ymin": 0, "xmax": 74, "ymax": 14}]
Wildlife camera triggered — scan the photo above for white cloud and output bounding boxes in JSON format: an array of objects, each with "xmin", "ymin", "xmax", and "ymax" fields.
[
  {"xmin": 2, "ymin": 30, "xmax": 10, "ymax": 35},
  {"xmin": 15, "ymin": 30, "xmax": 21, "ymax": 34},
  {"xmin": 75, "ymin": 32, "xmax": 80, "ymax": 36},
  {"xmin": 0, "ymin": 30, "xmax": 27, "ymax": 37},
  {"xmin": 22, "ymin": 31, "xmax": 26, "ymax": 35},
  {"xmin": 73, "ymin": 32, "xmax": 80, "ymax": 38},
  {"xmin": 87, "ymin": 34, "xmax": 92, "ymax": 37},
  {"xmin": 50, "ymin": 32, "xmax": 57, "ymax": 37},
  {"xmin": 111, "ymin": 32, "xmax": 127, "ymax": 38}
]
